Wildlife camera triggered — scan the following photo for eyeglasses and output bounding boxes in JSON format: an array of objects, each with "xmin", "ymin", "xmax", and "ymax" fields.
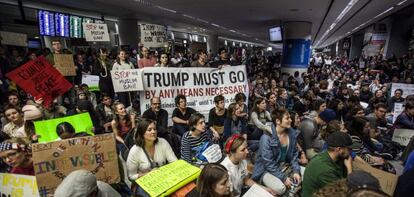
[
  {"xmin": 152, "ymin": 103, "xmax": 161, "ymax": 105},
  {"xmin": 1, "ymin": 151, "xmax": 18, "ymax": 161}
]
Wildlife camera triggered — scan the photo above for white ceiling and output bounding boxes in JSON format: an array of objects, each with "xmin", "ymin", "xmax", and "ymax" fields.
[{"xmin": 9, "ymin": 0, "xmax": 414, "ymax": 47}]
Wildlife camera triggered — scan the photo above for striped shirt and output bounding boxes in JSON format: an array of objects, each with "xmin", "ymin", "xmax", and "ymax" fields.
[{"xmin": 180, "ymin": 130, "xmax": 213, "ymax": 164}]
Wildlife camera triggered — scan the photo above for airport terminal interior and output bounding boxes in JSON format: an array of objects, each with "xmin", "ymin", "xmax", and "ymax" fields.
[{"xmin": 1, "ymin": 0, "xmax": 414, "ymax": 196}]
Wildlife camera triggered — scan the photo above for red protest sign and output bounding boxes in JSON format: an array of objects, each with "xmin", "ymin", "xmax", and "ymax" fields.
[{"xmin": 6, "ymin": 56, "xmax": 72, "ymax": 106}]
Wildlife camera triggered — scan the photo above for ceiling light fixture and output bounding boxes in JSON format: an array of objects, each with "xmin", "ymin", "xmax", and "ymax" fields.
[
  {"xmin": 183, "ymin": 14, "xmax": 195, "ymax": 19},
  {"xmin": 155, "ymin": 6, "xmax": 177, "ymax": 13},
  {"xmin": 316, "ymin": 0, "xmax": 360, "ymax": 46},
  {"xmin": 211, "ymin": 23, "xmax": 220, "ymax": 27},
  {"xmin": 229, "ymin": 29, "xmax": 236, "ymax": 33},
  {"xmin": 196, "ymin": 18, "xmax": 209, "ymax": 23},
  {"xmin": 374, "ymin": 7, "xmax": 394, "ymax": 19},
  {"xmin": 397, "ymin": 0, "xmax": 407, "ymax": 6}
]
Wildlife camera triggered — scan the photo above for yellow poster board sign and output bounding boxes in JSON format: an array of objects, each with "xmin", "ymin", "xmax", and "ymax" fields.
[{"xmin": 137, "ymin": 160, "xmax": 201, "ymax": 197}]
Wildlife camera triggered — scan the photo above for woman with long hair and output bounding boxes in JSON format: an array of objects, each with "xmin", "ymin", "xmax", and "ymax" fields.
[
  {"xmin": 248, "ymin": 98, "xmax": 272, "ymax": 152},
  {"xmin": 112, "ymin": 50, "xmax": 134, "ymax": 106},
  {"xmin": 223, "ymin": 103, "xmax": 247, "ymax": 141},
  {"xmin": 155, "ymin": 52, "xmax": 170, "ymax": 67},
  {"xmin": 111, "ymin": 101, "xmax": 136, "ymax": 158},
  {"xmin": 191, "ymin": 163, "xmax": 232, "ymax": 197},
  {"xmin": 126, "ymin": 119, "xmax": 177, "ymax": 196}
]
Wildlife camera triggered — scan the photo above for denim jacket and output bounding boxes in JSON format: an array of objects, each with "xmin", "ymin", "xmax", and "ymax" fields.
[{"xmin": 251, "ymin": 123, "xmax": 300, "ymax": 182}]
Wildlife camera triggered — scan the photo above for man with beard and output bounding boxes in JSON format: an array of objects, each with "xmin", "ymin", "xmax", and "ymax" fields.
[{"xmin": 302, "ymin": 132, "xmax": 358, "ymax": 197}]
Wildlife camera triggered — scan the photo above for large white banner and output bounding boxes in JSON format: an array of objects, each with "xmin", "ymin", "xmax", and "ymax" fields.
[
  {"xmin": 111, "ymin": 69, "xmax": 144, "ymax": 92},
  {"xmin": 391, "ymin": 83, "xmax": 414, "ymax": 98},
  {"xmin": 139, "ymin": 66, "xmax": 249, "ymax": 124},
  {"xmin": 140, "ymin": 24, "xmax": 167, "ymax": 48},
  {"xmin": 83, "ymin": 23, "xmax": 110, "ymax": 42}
]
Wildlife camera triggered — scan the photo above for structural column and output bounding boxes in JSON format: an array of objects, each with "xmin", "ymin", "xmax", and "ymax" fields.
[
  {"xmin": 282, "ymin": 21, "xmax": 312, "ymax": 74},
  {"xmin": 207, "ymin": 34, "xmax": 219, "ymax": 54},
  {"xmin": 118, "ymin": 19, "xmax": 139, "ymax": 48}
]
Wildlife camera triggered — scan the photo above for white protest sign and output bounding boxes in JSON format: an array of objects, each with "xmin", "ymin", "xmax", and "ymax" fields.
[
  {"xmin": 139, "ymin": 66, "xmax": 249, "ymax": 125},
  {"xmin": 393, "ymin": 103, "xmax": 404, "ymax": 123},
  {"xmin": 202, "ymin": 144, "xmax": 222, "ymax": 163},
  {"xmin": 359, "ymin": 61, "xmax": 365, "ymax": 69},
  {"xmin": 0, "ymin": 31, "xmax": 27, "ymax": 47},
  {"xmin": 140, "ymin": 24, "xmax": 167, "ymax": 48},
  {"xmin": 83, "ymin": 23, "xmax": 110, "ymax": 42},
  {"xmin": 391, "ymin": 83, "xmax": 414, "ymax": 98},
  {"xmin": 0, "ymin": 173, "xmax": 40, "ymax": 197},
  {"xmin": 392, "ymin": 129, "xmax": 414, "ymax": 146},
  {"xmin": 111, "ymin": 69, "xmax": 144, "ymax": 92},
  {"xmin": 243, "ymin": 184, "xmax": 273, "ymax": 197},
  {"xmin": 82, "ymin": 74, "xmax": 100, "ymax": 91}
]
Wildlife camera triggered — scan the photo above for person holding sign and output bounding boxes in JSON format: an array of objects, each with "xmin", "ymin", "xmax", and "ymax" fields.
[
  {"xmin": 251, "ymin": 108, "xmax": 301, "ymax": 195},
  {"xmin": 138, "ymin": 47, "xmax": 157, "ymax": 68},
  {"xmin": 387, "ymin": 89, "xmax": 404, "ymax": 113},
  {"xmin": 0, "ymin": 138, "xmax": 34, "ymax": 175},
  {"xmin": 181, "ymin": 113, "xmax": 217, "ymax": 165},
  {"xmin": 221, "ymin": 134, "xmax": 276, "ymax": 196},
  {"xmin": 126, "ymin": 119, "xmax": 177, "ymax": 196},
  {"xmin": 112, "ymin": 50, "xmax": 134, "ymax": 106},
  {"xmin": 172, "ymin": 95, "xmax": 197, "ymax": 136},
  {"xmin": 394, "ymin": 100, "xmax": 414, "ymax": 129}
]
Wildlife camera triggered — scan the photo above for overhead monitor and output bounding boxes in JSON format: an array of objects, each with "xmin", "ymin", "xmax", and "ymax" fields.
[
  {"xmin": 269, "ymin": 26, "xmax": 282, "ymax": 42},
  {"xmin": 55, "ymin": 12, "xmax": 70, "ymax": 37},
  {"xmin": 70, "ymin": 15, "xmax": 83, "ymax": 38},
  {"xmin": 38, "ymin": 10, "xmax": 55, "ymax": 36}
]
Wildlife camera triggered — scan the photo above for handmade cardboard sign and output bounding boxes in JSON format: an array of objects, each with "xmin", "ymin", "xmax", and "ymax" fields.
[
  {"xmin": 140, "ymin": 24, "xmax": 167, "ymax": 48},
  {"xmin": 31, "ymin": 133, "xmax": 120, "ymax": 197},
  {"xmin": 137, "ymin": 160, "xmax": 201, "ymax": 197},
  {"xmin": 353, "ymin": 160, "xmax": 398, "ymax": 196},
  {"xmin": 54, "ymin": 54, "xmax": 76, "ymax": 76},
  {"xmin": 0, "ymin": 173, "xmax": 39, "ymax": 197},
  {"xmin": 5, "ymin": 56, "xmax": 72, "ymax": 106},
  {"xmin": 83, "ymin": 23, "xmax": 110, "ymax": 42},
  {"xmin": 111, "ymin": 69, "xmax": 143, "ymax": 92},
  {"xmin": 0, "ymin": 31, "xmax": 27, "ymax": 47}
]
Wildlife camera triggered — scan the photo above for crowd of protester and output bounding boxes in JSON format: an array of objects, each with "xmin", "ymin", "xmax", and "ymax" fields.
[{"xmin": 1, "ymin": 38, "xmax": 414, "ymax": 197}]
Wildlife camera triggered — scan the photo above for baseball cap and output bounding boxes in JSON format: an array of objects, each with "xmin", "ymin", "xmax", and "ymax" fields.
[
  {"xmin": 319, "ymin": 108, "xmax": 336, "ymax": 123},
  {"xmin": 347, "ymin": 170, "xmax": 381, "ymax": 190},
  {"xmin": 326, "ymin": 132, "xmax": 359, "ymax": 149}
]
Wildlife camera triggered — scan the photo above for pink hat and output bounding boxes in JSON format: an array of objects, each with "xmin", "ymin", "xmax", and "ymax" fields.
[{"xmin": 22, "ymin": 105, "xmax": 42, "ymax": 121}]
